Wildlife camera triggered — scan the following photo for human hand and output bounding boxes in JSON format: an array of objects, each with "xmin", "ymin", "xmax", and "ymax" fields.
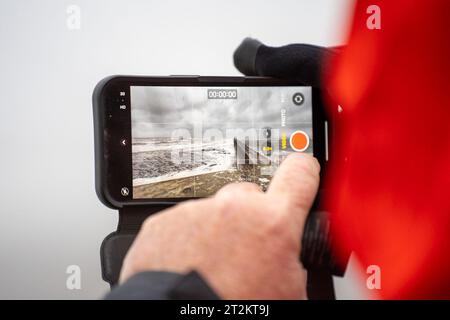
[{"xmin": 119, "ymin": 153, "xmax": 320, "ymax": 299}]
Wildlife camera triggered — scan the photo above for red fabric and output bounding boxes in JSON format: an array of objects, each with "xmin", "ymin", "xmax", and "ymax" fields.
[{"xmin": 326, "ymin": 0, "xmax": 450, "ymax": 299}]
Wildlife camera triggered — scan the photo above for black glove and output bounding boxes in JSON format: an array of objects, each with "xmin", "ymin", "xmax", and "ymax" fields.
[{"xmin": 233, "ymin": 37, "xmax": 341, "ymax": 88}]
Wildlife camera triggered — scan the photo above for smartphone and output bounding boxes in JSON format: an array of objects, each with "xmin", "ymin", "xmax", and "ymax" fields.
[{"xmin": 93, "ymin": 75, "xmax": 329, "ymax": 209}]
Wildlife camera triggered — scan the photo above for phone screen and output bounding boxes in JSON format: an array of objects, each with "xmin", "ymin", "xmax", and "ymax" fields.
[{"xmin": 130, "ymin": 86, "xmax": 313, "ymax": 199}]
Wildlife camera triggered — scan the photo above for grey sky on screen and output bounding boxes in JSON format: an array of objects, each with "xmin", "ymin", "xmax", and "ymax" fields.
[{"xmin": 130, "ymin": 86, "xmax": 313, "ymax": 138}]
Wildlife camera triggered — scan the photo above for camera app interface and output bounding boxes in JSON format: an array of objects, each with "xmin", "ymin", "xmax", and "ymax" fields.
[{"xmin": 130, "ymin": 86, "xmax": 313, "ymax": 199}]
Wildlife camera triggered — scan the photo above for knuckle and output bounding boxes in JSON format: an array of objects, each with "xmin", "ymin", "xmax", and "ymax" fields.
[
  {"xmin": 141, "ymin": 215, "xmax": 155, "ymax": 231},
  {"xmin": 236, "ymin": 182, "xmax": 262, "ymax": 192},
  {"xmin": 286, "ymin": 153, "xmax": 320, "ymax": 177},
  {"xmin": 281, "ymin": 178, "xmax": 319, "ymax": 210},
  {"xmin": 214, "ymin": 191, "xmax": 240, "ymax": 215},
  {"xmin": 213, "ymin": 183, "xmax": 261, "ymax": 216},
  {"xmin": 215, "ymin": 183, "xmax": 255, "ymax": 206},
  {"xmin": 296, "ymin": 158, "xmax": 319, "ymax": 178},
  {"xmin": 261, "ymin": 208, "xmax": 290, "ymax": 236},
  {"xmin": 140, "ymin": 207, "xmax": 170, "ymax": 232},
  {"xmin": 259, "ymin": 200, "xmax": 301, "ymax": 248},
  {"xmin": 217, "ymin": 182, "xmax": 260, "ymax": 197},
  {"xmin": 177, "ymin": 199, "xmax": 200, "ymax": 211}
]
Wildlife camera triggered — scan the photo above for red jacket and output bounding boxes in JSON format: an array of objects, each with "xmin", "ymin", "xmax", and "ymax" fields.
[{"xmin": 327, "ymin": 0, "xmax": 450, "ymax": 299}]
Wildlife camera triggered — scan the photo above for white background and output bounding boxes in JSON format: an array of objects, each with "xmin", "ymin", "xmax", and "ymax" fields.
[{"xmin": 0, "ymin": 0, "xmax": 372, "ymax": 299}]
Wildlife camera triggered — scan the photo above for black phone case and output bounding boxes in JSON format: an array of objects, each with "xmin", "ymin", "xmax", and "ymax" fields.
[
  {"xmin": 93, "ymin": 75, "xmax": 316, "ymax": 208},
  {"xmin": 93, "ymin": 75, "xmax": 118, "ymax": 209},
  {"xmin": 92, "ymin": 75, "xmax": 325, "ymax": 209},
  {"xmin": 95, "ymin": 75, "xmax": 349, "ymax": 299},
  {"xmin": 101, "ymin": 205, "xmax": 169, "ymax": 286}
]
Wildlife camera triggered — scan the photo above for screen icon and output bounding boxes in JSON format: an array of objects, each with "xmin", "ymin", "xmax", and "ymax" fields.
[
  {"xmin": 290, "ymin": 130, "xmax": 310, "ymax": 152},
  {"xmin": 292, "ymin": 92, "xmax": 304, "ymax": 106}
]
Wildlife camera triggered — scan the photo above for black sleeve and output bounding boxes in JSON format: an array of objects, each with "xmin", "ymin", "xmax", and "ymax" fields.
[{"xmin": 104, "ymin": 270, "xmax": 221, "ymax": 300}]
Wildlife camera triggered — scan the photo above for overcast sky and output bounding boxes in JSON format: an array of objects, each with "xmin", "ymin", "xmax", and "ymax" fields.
[{"xmin": 131, "ymin": 86, "xmax": 313, "ymax": 138}]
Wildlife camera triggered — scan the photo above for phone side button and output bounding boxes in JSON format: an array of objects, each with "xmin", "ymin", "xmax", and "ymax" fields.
[
  {"xmin": 198, "ymin": 76, "xmax": 245, "ymax": 83},
  {"xmin": 169, "ymin": 75, "xmax": 200, "ymax": 78}
]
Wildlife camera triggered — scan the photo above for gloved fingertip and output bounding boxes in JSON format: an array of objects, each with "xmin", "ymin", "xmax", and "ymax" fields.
[{"xmin": 233, "ymin": 37, "xmax": 263, "ymax": 76}]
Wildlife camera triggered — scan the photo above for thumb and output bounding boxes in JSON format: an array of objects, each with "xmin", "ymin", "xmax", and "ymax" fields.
[{"xmin": 267, "ymin": 153, "xmax": 320, "ymax": 228}]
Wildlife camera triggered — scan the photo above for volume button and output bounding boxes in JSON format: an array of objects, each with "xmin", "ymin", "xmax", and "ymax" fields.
[{"xmin": 169, "ymin": 75, "xmax": 200, "ymax": 78}]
